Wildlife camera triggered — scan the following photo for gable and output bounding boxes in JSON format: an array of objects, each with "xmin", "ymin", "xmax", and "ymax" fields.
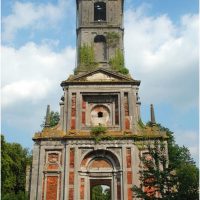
[
  {"xmin": 86, "ymin": 72, "xmax": 119, "ymax": 81},
  {"xmin": 61, "ymin": 68, "xmax": 141, "ymax": 86}
]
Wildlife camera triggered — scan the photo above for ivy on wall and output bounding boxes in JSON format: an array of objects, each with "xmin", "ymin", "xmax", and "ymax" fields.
[{"xmin": 109, "ymin": 48, "xmax": 129, "ymax": 75}]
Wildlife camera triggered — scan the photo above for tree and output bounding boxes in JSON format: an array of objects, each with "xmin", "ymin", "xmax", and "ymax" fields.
[
  {"xmin": 157, "ymin": 124, "xmax": 199, "ymax": 200},
  {"xmin": 133, "ymin": 140, "xmax": 178, "ymax": 199},
  {"xmin": 49, "ymin": 111, "xmax": 60, "ymax": 127},
  {"xmin": 41, "ymin": 111, "xmax": 60, "ymax": 128},
  {"xmin": 91, "ymin": 185, "xmax": 111, "ymax": 200},
  {"xmin": 133, "ymin": 123, "xmax": 199, "ymax": 199},
  {"xmin": 1, "ymin": 135, "xmax": 32, "ymax": 200}
]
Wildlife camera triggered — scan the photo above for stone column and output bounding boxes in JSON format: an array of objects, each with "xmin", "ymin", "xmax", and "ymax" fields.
[
  {"xmin": 63, "ymin": 89, "xmax": 68, "ymax": 132},
  {"xmin": 30, "ymin": 143, "xmax": 40, "ymax": 200},
  {"xmin": 120, "ymin": 92, "xmax": 125, "ymax": 131},
  {"xmin": 122, "ymin": 146, "xmax": 127, "ymax": 200},
  {"xmin": 37, "ymin": 145, "xmax": 45, "ymax": 200},
  {"xmin": 67, "ymin": 91, "xmax": 72, "ymax": 132},
  {"xmin": 76, "ymin": 92, "xmax": 81, "ymax": 131}
]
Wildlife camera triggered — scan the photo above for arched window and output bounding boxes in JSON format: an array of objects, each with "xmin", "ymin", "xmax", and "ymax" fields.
[
  {"xmin": 94, "ymin": 35, "xmax": 106, "ymax": 43},
  {"xmin": 94, "ymin": 2, "xmax": 106, "ymax": 21},
  {"xmin": 94, "ymin": 35, "xmax": 107, "ymax": 61}
]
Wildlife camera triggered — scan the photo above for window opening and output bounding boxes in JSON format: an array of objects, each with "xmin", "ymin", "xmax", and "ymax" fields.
[
  {"xmin": 94, "ymin": 2, "xmax": 106, "ymax": 21},
  {"xmin": 98, "ymin": 112, "xmax": 103, "ymax": 118},
  {"xmin": 94, "ymin": 35, "xmax": 106, "ymax": 43},
  {"xmin": 91, "ymin": 184, "xmax": 111, "ymax": 200}
]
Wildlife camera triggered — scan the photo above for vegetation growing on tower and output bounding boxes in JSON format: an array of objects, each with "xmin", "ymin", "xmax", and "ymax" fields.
[
  {"xmin": 109, "ymin": 48, "xmax": 129, "ymax": 75},
  {"xmin": 75, "ymin": 44, "xmax": 97, "ymax": 74},
  {"xmin": 106, "ymin": 32, "xmax": 120, "ymax": 47}
]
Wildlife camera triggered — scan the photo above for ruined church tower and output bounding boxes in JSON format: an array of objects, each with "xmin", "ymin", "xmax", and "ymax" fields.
[{"xmin": 30, "ymin": 1, "xmax": 167, "ymax": 200}]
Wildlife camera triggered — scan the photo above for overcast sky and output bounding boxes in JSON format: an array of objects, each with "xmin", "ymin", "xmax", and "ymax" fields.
[{"xmin": 2, "ymin": 0, "xmax": 199, "ymax": 163}]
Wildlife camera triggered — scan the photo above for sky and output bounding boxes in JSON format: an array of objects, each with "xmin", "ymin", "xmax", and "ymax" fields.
[{"xmin": 1, "ymin": 0, "xmax": 199, "ymax": 163}]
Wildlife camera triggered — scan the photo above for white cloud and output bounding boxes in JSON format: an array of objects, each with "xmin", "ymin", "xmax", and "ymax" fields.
[
  {"xmin": 124, "ymin": 9, "xmax": 198, "ymax": 109},
  {"xmin": 2, "ymin": 80, "xmax": 51, "ymax": 107},
  {"xmin": 2, "ymin": 42, "xmax": 76, "ymax": 107},
  {"xmin": 2, "ymin": 0, "xmax": 73, "ymax": 41}
]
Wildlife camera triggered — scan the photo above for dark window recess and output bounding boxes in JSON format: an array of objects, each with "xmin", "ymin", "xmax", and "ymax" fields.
[
  {"xmin": 94, "ymin": 2, "xmax": 106, "ymax": 21},
  {"xmin": 98, "ymin": 112, "xmax": 103, "ymax": 118},
  {"xmin": 94, "ymin": 35, "xmax": 106, "ymax": 43}
]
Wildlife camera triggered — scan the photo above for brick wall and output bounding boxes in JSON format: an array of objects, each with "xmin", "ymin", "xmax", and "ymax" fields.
[
  {"xmin": 68, "ymin": 148, "xmax": 75, "ymax": 200},
  {"xmin": 126, "ymin": 148, "xmax": 133, "ymax": 200}
]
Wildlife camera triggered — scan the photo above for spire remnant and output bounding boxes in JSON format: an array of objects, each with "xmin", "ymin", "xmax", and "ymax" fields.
[
  {"xmin": 150, "ymin": 104, "xmax": 156, "ymax": 125},
  {"xmin": 45, "ymin": 105, "xmax": 51, "ymax": 127}
]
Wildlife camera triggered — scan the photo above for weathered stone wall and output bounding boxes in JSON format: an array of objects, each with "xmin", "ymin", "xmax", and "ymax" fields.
[
  {"xmin": 76, "ymin": 0, "xmax": 124, "ymax": 68},
  {"xmin": 60, "ymin": 83, "xmax": 139, "ymax": 133},
  {"xmin": 29, "ymin": 139, "xmax": 141, "ymax": 200}
]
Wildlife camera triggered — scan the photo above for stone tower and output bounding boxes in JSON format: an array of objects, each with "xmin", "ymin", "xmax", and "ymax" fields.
[
  {"xmin": 76, "ymin": 0, "xmax": 124, "ymax": 70},
  {"xmin": 30, "ymin": 1, "xmax": 167, "ymax": 200}
]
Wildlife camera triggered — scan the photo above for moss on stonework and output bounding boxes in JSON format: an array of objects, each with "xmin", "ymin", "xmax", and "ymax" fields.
[
  {"xmin": 106, "ymin": 32, "xmax": 120, "ymax": 47},
  {"xmin": 138, "ymin": 118, "xmax": 145, "ymax": 129}
]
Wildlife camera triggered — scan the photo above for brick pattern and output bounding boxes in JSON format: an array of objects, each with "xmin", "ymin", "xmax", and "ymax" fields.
[
  {"xmin": 68, "ymin": 148, "xmax": 75, "ymax": 200},
  {"xmin": 126, "ymin": 148, "xmax": 132, "ymax": 168},
  {"xmin": 126, "ymin": 148, "xmax": 133, "ymax": 200},
  {"xmin": 115, "ymin": 98, "xmax": 119, "ymax": 125},
  {"xmin": 71, "ymin": 93, "xmax": 76, "ymax": 129},
  {"xmin": 70, "ymin": 149, "xmax": 74, "ymax": 168},
  {"xmin": 69, "ymin": 188, "xmax": 74, "ymax": 200},
  {"xmin": 42, "ymin": 152, "xmax": 62, "ymax": 200},
  {"xmin": 82, "ymin": 97, "xmax": 86, "ymax": 126},
  {"xmin": 89, "ymin": 159, "xmax": 112, "ymax": 169},
  {"xmin": 124, "ymin": 93, "xmax": 130, "ymax": 130},
  {"xmin": 80, "ymin": 178, "xmax": 85, "ymax": 200},
  {"xmin": 124, "ymin": 93, "xmax": 129, "ymax": 116},
  {"xmin": 46, "ymin": 176, "xmax": 58, "ymax": 200}
]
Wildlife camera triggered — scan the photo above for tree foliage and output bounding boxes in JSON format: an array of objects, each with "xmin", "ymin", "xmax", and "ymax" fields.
[
  {"xmin": 41, "ymin": 111, "xmax": 60, "ymax": 128},
  {"xmin": 91, "ymin": 185, "xmax": 111, "ymax": 200},
  {"xmin": 109, "ymin": 48, "xmax": 129, "ymax": 75},
  {"xmin": 133, "ymin": 140, "xmax": 178, "ymax": 200},
  {"xmin": 49, "ymin": 111, "xmax": 60, "ymax": 127},
  {"xmin": 133, "ymin": 123, "xmax": 199, "ymax": 200},
  {"xmin": 1, "ymin": 135, "xmax": 32, "ymax": 200}
]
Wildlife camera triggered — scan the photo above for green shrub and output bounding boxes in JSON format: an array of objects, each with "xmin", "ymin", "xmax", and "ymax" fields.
[
  {"xmin": 109, "ymin": 48, "xmax": 129, "ymax": 75},
  {"xmin": 78, "ymin": 44, "xmax": 97, "ymax": 71},
  {"xmin": 91, "ymin": 125, "xmax": 107, "ymax": 135}
]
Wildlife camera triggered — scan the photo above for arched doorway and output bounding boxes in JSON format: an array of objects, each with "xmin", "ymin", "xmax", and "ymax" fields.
[
  {"xmin": 79, "ymin": 150, "xmax": 121, "ymax": 200},
  {"xmin": 94, "ymin": 35, "xmax": 107, "ymax": 62}
]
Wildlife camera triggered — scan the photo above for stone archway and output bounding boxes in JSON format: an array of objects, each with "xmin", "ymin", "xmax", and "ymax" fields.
[
  {"xmin": 79, "ymin": 150, "xmax": 122, "ymax": 200},
  {"xmin": 94, "ymin": 35, "xmax": 107, "ymax": 62}
]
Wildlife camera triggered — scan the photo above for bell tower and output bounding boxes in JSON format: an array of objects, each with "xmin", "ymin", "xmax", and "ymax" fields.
[
  {"xmin": 76, "ymin": 0, "xmax": 124, "ymax": 71},
  {"xmin": 29, "ymin": 1, "xmax": 168, "ymax": 200}
]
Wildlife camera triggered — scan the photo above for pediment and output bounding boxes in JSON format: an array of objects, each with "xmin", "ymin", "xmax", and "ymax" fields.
[
  {"xmin": 85, "ymin": 72, "xmax": 119, "ymax": 81},
  {"xmin": 67, "ymin": 68, "xmax": 134, "ymax": 82},
  {"xmin": 61, "ymin": 68, "xmax": 141, "ymax": 86}
]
